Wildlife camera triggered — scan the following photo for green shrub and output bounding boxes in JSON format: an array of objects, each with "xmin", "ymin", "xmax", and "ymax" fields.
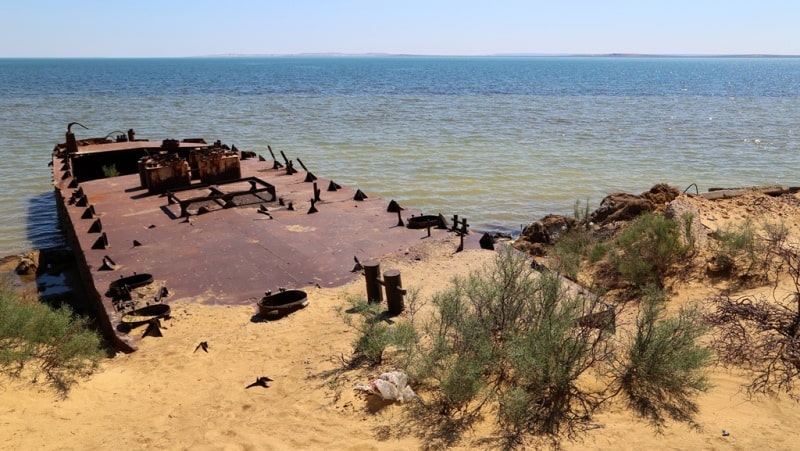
[
  {"xmin": 417, "ymin": 248, "xmax": 610, "ymax": 438},
  {"xmin": 337, "ymin": 296, "xmax": 392, "ymax": 366},
  {"xmin": 413, "ymin": 282, "xmax": 496, "ymax": 414},
  {"xmin": 337, "ymin": 291, "xmax": 421, "ymax": 368},
  {"xmin": 552, "ymin": 227, "xmax": 592, "ymax": 280},
  {"xmin": 680, "ymin": 212, "xmax": 697, "ymax": 250},
  {"xmin": 500, "ymin": 272, "xmax": 605, "ymax": 436},
  {"xmin": 438, "ymin": 336, "xmax": 492, "ymax": 413},
  {"xmin": 573, "ymin": 198, "xmax": 591, "ymax": 222},
  {"xmin": 709, "ymin": 219, "xmax": 758, "ymax": 275},
  {"xmin": 762, "ymin": 220, "xmax": 789, "ymax": 247},
  {"xmin": 614, "ymin": 286, "xmax": 712, "ymax": 428},
  {"xmin": 0, "ymin": 282, "xmax": 103, "ymax": 393},
  {"xmin": 101, "ymin": 164, "xmax": 119, "ymax": 178},
  {"xmin": 589, "ymin": 241, "xmax": 609, "ymax": 264},
  {"xmin": 611, "ymin": 212, "xmax": 691, "ymax": 288},
  {"xmin": 545, "ymin": 198, "xmax": 593, "ymax": 280},
  {"xmin": 339, "ymin": 247, "xmax": 713, "ymax": 444}
]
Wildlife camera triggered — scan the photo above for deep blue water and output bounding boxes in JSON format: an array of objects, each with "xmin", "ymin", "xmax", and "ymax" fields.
[
  {"xmin": 3, "ymin": 56, "xmax": 799, "ymax": 97},
  {"xmin": 1, "ymin": 56, "xmax": 799, "ymax": 255}
]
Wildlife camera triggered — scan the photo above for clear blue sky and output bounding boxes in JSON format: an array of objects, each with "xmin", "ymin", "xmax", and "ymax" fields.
[{"xmin": 1, "ymin": 0, "xmax": 798, "ymax": 57}]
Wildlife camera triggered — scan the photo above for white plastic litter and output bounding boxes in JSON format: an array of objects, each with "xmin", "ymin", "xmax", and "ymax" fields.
[{"xmin": 354, "ymin": 371, "xmax": 416, "ymax": 403}]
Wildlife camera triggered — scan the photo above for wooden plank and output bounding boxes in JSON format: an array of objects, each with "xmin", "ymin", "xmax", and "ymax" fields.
[{"xmin": 700, "ymin": 185, "xmax": 790, "ymax": 200}]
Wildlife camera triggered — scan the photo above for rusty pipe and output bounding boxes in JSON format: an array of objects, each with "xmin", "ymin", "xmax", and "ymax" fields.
[{"xmin": 67, "ymin": 122, "xmax": 88, "ymax": 133}]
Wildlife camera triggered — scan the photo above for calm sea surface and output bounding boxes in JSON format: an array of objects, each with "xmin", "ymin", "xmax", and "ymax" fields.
[{"xmin": 1, "ymin": 56, "xmax": 799, "ymax": 256}]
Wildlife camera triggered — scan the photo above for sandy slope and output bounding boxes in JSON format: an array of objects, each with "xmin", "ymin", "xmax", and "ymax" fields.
[{"xmin": 3, "ymin": 192, "xmax": 800, "ymax": 450}]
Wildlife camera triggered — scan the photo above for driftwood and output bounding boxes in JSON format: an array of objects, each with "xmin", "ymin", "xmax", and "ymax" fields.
[{"xmin": 700, "ymin": 185, "xmax": 794, "ymax": 200}]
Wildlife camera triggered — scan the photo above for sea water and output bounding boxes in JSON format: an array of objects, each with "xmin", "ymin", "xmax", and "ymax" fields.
[{"xmin": 0, "ymin": 56, "xmax": 799, "ymax": 256}]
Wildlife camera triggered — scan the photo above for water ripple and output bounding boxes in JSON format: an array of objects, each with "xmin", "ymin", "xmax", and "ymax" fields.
[{"xmin": 1, "ymin": 57, "xmax": 800, "ymax": 254}]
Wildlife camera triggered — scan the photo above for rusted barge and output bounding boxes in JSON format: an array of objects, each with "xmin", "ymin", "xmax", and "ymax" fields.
[{"xmin": 52, "ymin": 124, "xmax": 479, "ymax": 352}]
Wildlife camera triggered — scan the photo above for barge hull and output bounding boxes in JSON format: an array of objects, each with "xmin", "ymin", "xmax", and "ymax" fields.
[{"xmin": 52, "ymin": 133, "xmax": 475, "ymax": 351}]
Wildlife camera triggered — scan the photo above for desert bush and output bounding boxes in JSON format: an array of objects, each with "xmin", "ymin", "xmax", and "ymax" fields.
[
  {"xmin": 706, "ymin": 243, "xmax": 800, "ymax": 398},
  {"xmin": 552, "ymin": 227, "xmax": 592, "ymax": 280},
  {"xmin": 763, "ymin": 221, "xmax": 789, "ymax": 247},
  {"xmin": 708, "ymin": 219, "xmax": 759, "ymax": 276},
  {"xmin": 416, "ymin": 247, "xmax": 612, "ymax": 440},
  {"xmin": 101, "ymin": 164, "xmax": 119, "ymax": 178},
  {"xmin": 337, "ymin": 296, "xmax": 392, "ymax": 366},
  {"xmin": 573, "ymin": 198, "xmax": 591, "ymax": 222},
  {"xmin": 760, "ymin": 220, "xmax": 792, "ymax": 279},
  {"xmin": 388, "ymin": 289, "xmax": 423, "ymax": 369},
  {"xmin": 499, "ymin": 272, "xmax": 610, "ymax": 437},
  {"xmin": 548, "ymin": 199, "xmax": 594, "ymax": 280},
  {"xmin": 413, "ymin": 280, "xmax": 497, "ymax": 414},
  {"xmin": 337, "ymin": 290, "xmax": 422, "ymax": 368},
  {"xmin": 588, "ymin": 241, "xmax": 609, "ymax": 264},
  {"xmin": 341, "ymin": 246, "xmax": 714, "ymax": 445},
  {"xmin": 0, "ymin": 281, "xmax": 103, "ymax": 393},
  {"xmin": 680, "ymin": 212, "xmax": 697, "ymax": 250},
  {"xmin": 610, "ymin": 212, "xmax": 691, "ymax": 288},
  {"xmin": 613, "ymin": 285, "xmax": 712, "ymax": 428}
]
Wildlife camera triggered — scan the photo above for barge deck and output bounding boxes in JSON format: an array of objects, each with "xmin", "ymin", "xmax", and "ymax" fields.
[{"xmin": 52, "ymin": 127, "xmax": 481, "ymax": 351}]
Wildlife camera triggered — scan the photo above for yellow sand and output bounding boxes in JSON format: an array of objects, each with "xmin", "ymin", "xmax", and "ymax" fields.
[{"xmin": 3, "ymin": 193, "xmax": 800, "ymax": 450}]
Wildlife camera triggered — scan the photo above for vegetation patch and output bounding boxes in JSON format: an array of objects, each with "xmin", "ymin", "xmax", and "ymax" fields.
[
  {"xmin": 101, "ymin": 164, "xmax": 119, "ymax": 178},
  {"xmin": 0, "ymin": 278, "xmax": 104, "ymax": 394},
  {"xmin": 612, "ymin": 285, "xmax": 712, "ymax": 429},
  {"xmin": 706, "ymin": 242, "xmax": 800, "ymax": 399},
  {"xmin": 609, "ymin": 212, "xmax": 692, "ymax": 289},
  {"xmin": 340, "ymin": 248, "xmax": 711, "ymax": 447},
  {"xmin": 516, "ymin": 187, "xmax": 800, "ymax": 406}
]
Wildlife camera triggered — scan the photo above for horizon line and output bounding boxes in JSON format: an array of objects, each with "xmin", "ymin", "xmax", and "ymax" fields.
[{"xmin": 2, "ymin": 52, "xmax": 800, "ymax": 59}]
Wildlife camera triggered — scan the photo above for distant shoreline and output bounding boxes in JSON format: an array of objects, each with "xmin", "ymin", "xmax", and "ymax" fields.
[
  {"xmin": 2, "ymin": 53, "xmax": 800, "ymax": 59},
  {"xmin": 205, "ymin": 53, "xmax": 800, "ymax": 58}
]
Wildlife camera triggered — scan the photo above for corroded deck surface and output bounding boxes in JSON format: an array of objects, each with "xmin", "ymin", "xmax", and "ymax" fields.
[{"xmin": 53, "ymin": 144, "xmax": 478, "ymax": 350}]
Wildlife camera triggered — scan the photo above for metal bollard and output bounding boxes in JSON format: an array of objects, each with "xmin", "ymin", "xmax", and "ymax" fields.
[
  {"xmin": 363, "ymin": 260, "xmax": 383, "ymax": 304},
  {"xmin": 383, "ymin": 269, "xmax": 406, "ymax": 315}
]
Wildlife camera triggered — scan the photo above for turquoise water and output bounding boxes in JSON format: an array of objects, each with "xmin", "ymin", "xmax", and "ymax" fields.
[{"xmin": 1, "ymin": 56, "xmax": 799, "ymax": 255}]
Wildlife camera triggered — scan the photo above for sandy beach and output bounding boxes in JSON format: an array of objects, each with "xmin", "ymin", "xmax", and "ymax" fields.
[{"xmin": 4, "ymin": 190, "xmax": 800, "ymax": 450}]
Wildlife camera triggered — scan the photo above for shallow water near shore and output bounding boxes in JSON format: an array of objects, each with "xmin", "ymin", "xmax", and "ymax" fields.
[{"xmin": 1, "ymin": 56, "xmax": 799, "ymax": 255}]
